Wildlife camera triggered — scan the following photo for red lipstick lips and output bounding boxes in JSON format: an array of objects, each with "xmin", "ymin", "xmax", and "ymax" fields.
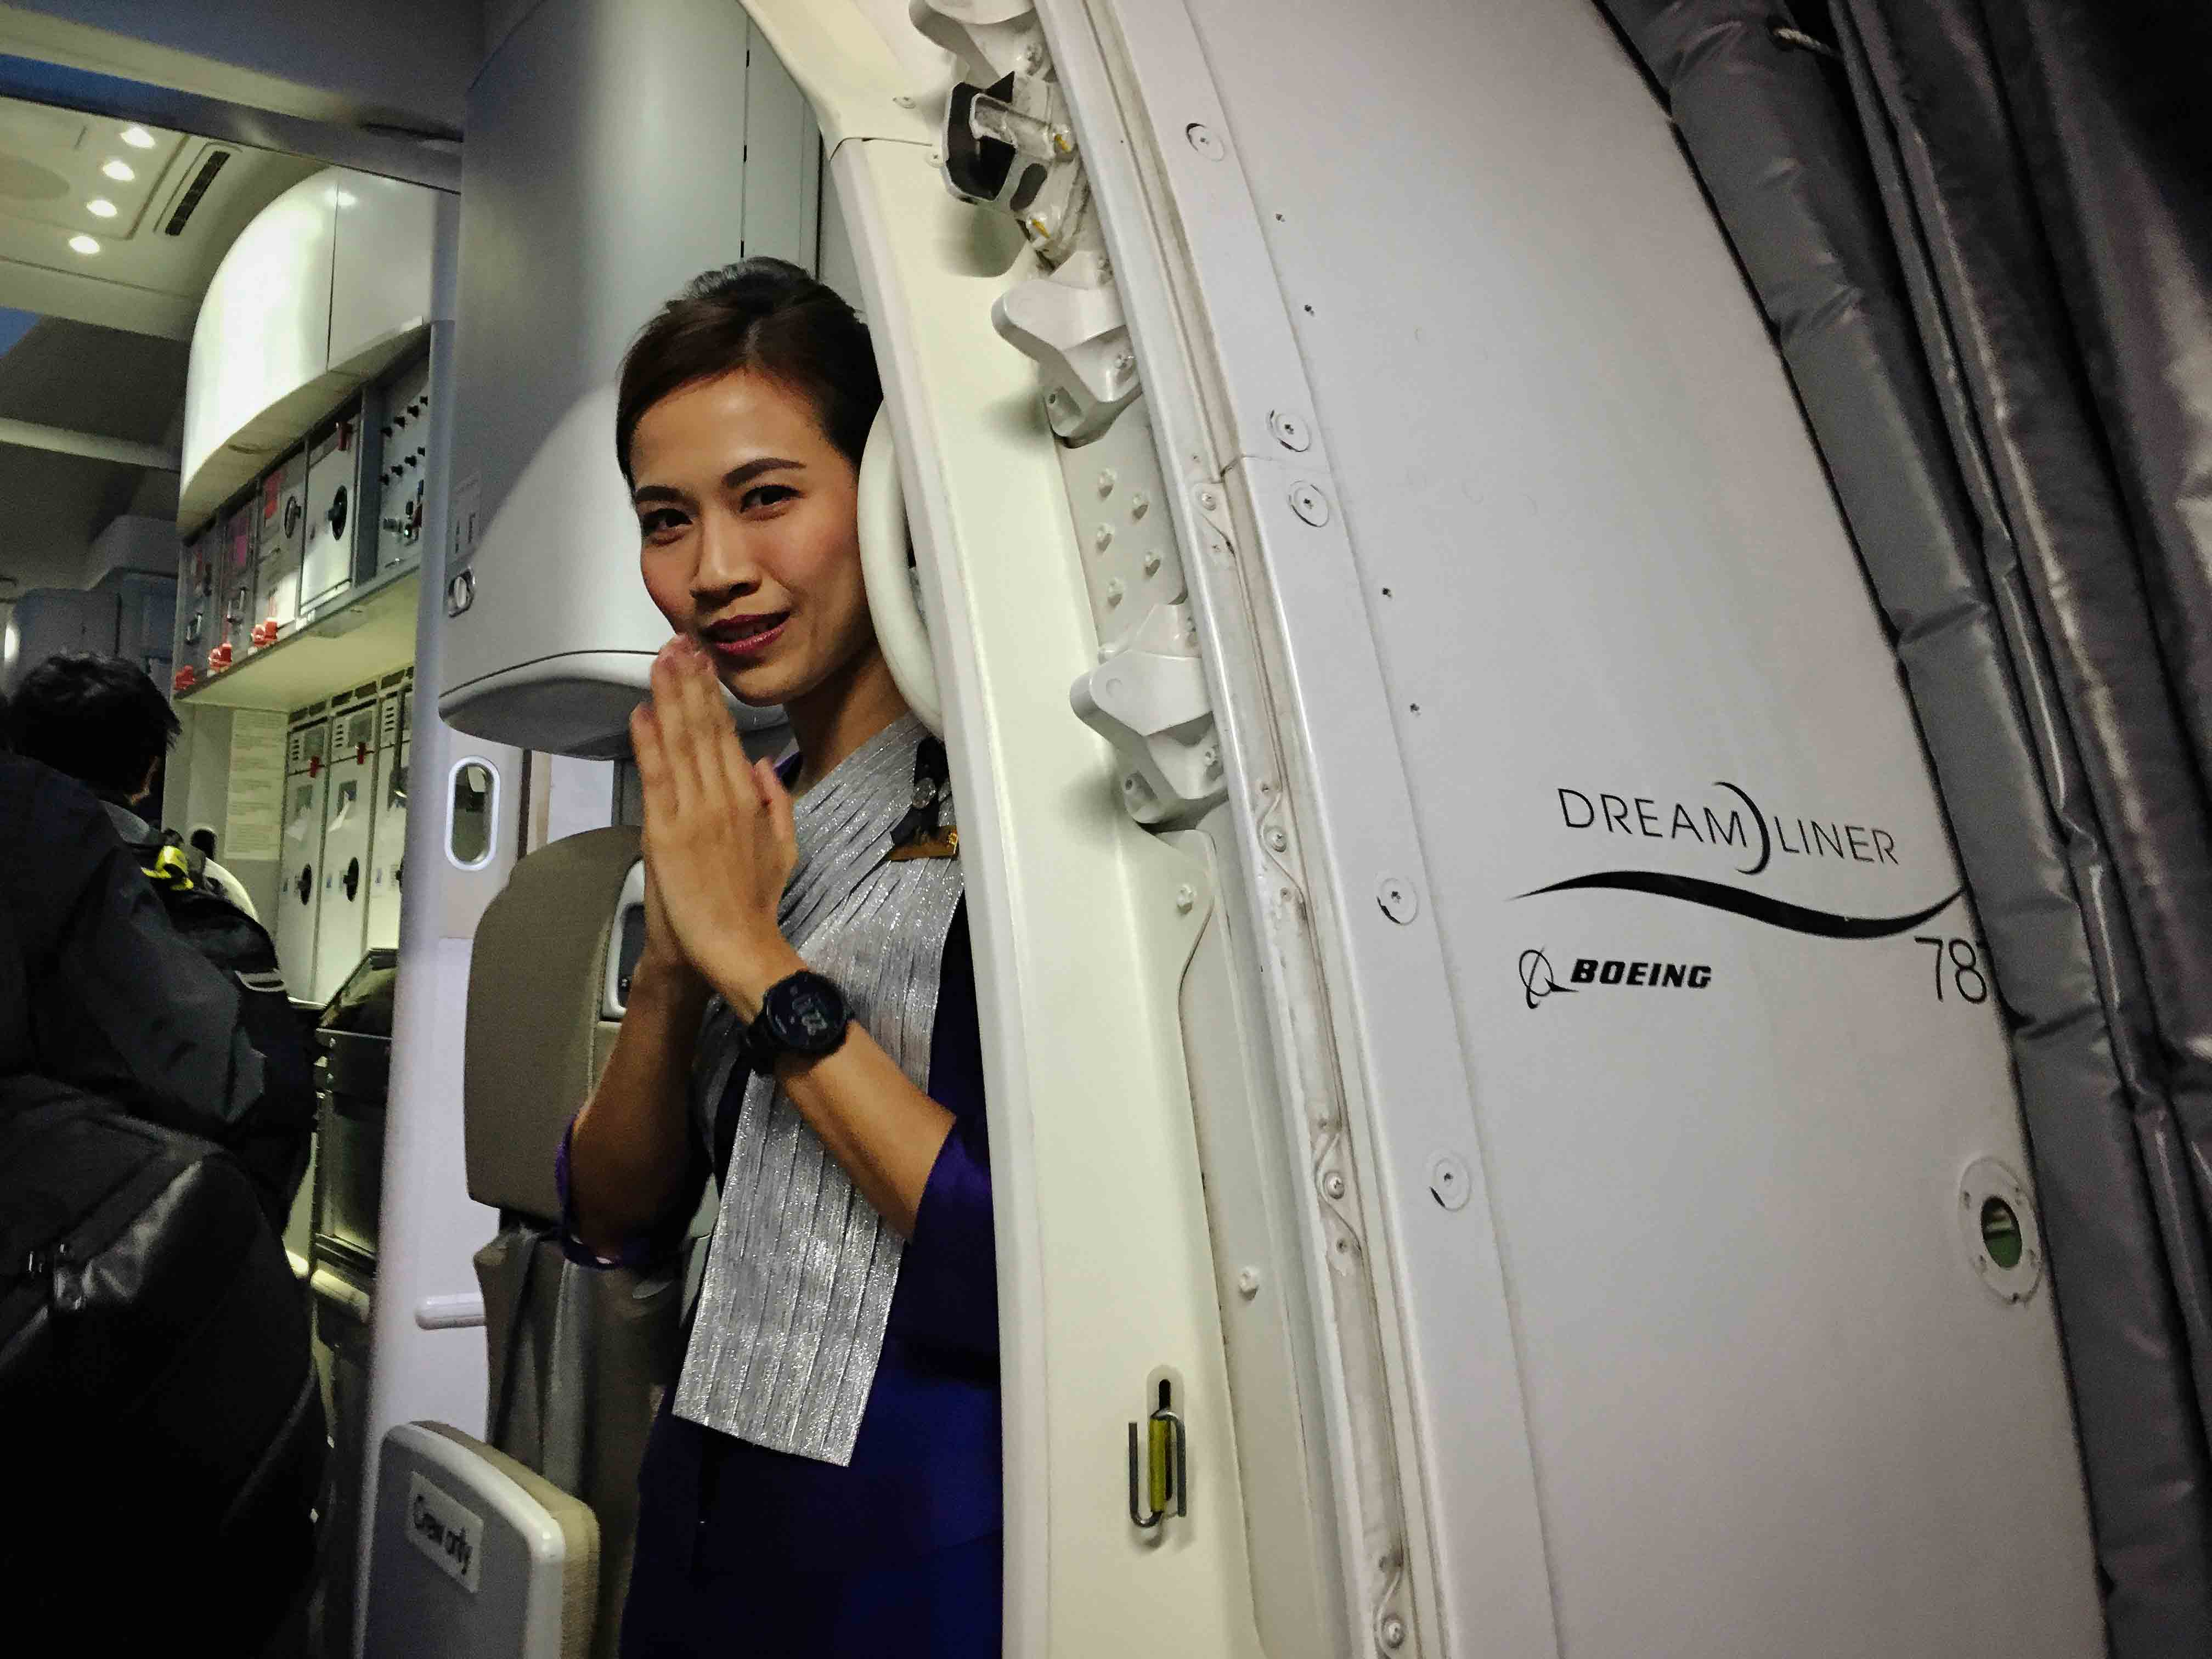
[{"xmin": 701, "ymin": 611, "xmax": 789, "ymax": 662}]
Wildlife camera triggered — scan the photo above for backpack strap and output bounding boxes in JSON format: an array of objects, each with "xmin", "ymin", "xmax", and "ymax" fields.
[
  {"xmin": 142, "ymin": 842, "xmax": 196, "ymax": 892},
  {"xmin": 127, "ymin": 829, "xmax": 207, "ymax": 894}
]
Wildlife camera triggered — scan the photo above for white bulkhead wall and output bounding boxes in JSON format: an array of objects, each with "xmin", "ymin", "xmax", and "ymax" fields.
[{"xmin": 438, "ymin": 0, "xmax": 825, "ymax": 758}]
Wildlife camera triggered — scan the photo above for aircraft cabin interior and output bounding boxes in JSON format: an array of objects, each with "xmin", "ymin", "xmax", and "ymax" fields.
[{"xmin": 1, "ymin": 3, "xmax": 2208, "ymax": 1658}]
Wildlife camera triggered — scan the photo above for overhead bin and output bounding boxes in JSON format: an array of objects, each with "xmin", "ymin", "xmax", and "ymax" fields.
[{"xmin": 179, "ymin": 167, "xmax": 438, "ymax": 532}]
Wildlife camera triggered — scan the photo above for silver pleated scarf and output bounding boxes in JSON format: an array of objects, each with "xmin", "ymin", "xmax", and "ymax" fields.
[{"xmin": 671, "ymin": 714, "xmax": 965, "ymax": 1464}]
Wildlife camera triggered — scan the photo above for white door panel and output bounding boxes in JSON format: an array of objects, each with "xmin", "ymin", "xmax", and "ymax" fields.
[
  {"xmin": 301, "ymin": 416, "xmax": 364, "ymax": 614},
  {"xmin": 275, "ymin": 718, "xmax": 329, "ymax": 1000},
  {"xmin": 315, "ymin": 700, "xmax": 379, "ymax": 1002},
  {"xmin": 1166, "ymin": 0, "xmax": 2103, "ymax": 1652},
  {"xmin": 255, "ymin": 449, "xmax": 309, "ymax": 642}
]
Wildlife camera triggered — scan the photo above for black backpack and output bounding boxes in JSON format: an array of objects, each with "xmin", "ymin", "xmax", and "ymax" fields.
[
  {"xmin": 129, "ymin": 835, "xmax": 319, "ymax": 1232},
  {"xmin": 0, "ymin": 1075, "xmax": 326, "ymax": 1641}
]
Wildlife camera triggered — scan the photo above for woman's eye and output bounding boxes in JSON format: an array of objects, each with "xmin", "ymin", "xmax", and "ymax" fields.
[
  {"xmin": 741, "ymin": 484, "xmax": 797, "ymax": 512},
  {"xmin": 638, "ymin": 509, "xmax": 687, "ymax": 540}
]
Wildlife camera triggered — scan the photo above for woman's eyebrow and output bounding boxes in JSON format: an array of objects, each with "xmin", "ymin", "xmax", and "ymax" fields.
[
  {"xmin": 722, "ymin": 456, "xmax": 803, "ymax": 490},
  {"xmin": 631, "ymin": 458, "xmax": 803, "ymax": 508}
]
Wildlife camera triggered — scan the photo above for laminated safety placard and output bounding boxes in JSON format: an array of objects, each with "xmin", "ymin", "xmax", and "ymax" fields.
[{"xmin": 404, "ymin": 1471, "xmax": 483, "ymax": 1593}]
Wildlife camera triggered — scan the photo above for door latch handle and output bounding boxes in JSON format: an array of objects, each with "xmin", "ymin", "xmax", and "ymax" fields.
[{"xmin": 1127, "ymin": 1379, "xmax": 1188, "ymax": 1530}]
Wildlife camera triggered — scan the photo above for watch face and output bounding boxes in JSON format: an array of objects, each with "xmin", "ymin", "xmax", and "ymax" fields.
[{"xmin": 769, "ymin": 973, "xmax": 848, "ymax": 1055}]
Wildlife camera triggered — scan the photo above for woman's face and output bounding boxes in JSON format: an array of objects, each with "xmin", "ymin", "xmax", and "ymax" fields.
[{"xmin": 630, "ymin": 369, "xmax": 872, "ymax": 708}]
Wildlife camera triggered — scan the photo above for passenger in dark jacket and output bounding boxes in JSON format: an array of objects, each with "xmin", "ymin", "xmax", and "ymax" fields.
[
  {"xmin": 0, "ymin": 747, "xmax": 323, "ymax": 1654},
  {"xmin": 0, "ymin": 748, "xmax": 265, "ymax": 1141},
  {"xmin": 0, "ymin": 731, "xmax": 323, "ymax": 1654}
]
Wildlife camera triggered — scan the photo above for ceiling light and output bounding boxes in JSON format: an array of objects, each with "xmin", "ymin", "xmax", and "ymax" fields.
[
  {"xmin": 86, "ymin": 198, "xmax": 117, "ymax": 218},
  {"xmin": 101, "ymin": 158, "xmax": 134, "ymax": 183},
  {"xmin": 68, "ymin": 234, "xmax": 100, "ymax": 255},
  {"xmin": 119, "ymin": 126, "xmax": 156, "ymax": 150}
]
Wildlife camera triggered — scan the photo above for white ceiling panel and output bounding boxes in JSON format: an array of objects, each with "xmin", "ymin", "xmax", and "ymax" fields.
[{"xmin": 0, "ymin": 97, "xmax": 317, "ymax": 338}]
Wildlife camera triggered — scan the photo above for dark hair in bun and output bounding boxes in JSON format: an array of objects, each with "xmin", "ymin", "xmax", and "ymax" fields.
[{"xmin": 614, "ymin": 257, "xmax": 881, "ymax": 481}]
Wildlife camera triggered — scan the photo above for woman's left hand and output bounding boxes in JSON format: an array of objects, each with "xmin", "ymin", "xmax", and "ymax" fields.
[{"xmin": 629, "ymin": 636, "xmax": 803, "ymax": 1014}]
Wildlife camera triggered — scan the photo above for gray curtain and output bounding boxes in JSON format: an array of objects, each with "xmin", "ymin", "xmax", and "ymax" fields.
[{"xmin": 1594, "ymin": 1, "xmax": 2212, "ymax": 1651}]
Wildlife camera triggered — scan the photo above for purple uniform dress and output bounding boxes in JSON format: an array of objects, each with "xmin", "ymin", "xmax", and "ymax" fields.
[{"xmin": 556, "ymin": 905, "xmax": 1000, "ymax": 1655}]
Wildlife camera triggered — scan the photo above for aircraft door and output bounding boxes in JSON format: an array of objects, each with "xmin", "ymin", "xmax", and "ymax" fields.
[
  {"xmin": 276, "ymin": 715, "xmax": 329, "ymax": 998},
  {"xmin": 365, "ymin": 686, "xmax": 408, "ymax": 950},
  {"xmin": 1133, "ymin": 1, "xmax": 2107, "ymax": 1650},
  {"xmin": 315, "ymin": 697, "xmax": 379, "ymax": 1003}
]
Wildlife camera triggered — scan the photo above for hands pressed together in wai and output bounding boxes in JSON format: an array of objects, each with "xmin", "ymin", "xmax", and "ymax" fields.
[{"xmin": 627, "ymin": 636, "xmax": 805, "ymax": 1018}]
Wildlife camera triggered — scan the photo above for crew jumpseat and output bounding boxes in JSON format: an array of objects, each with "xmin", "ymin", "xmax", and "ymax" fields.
[{"xmin": 365, "ymin": 827, "xmax": 684, "ymax": 1657}]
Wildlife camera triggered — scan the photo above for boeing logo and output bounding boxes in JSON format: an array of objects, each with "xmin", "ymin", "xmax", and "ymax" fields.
[
  {"xmin": 1518, "ymin": 949, "xmax": 1577, "ymax": 1008},
  {"xmin": 1520, "ymin": 947, "xmax": 1712, "ymax": 1008}
]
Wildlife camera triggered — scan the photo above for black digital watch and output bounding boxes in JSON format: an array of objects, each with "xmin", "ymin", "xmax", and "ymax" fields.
[{"xmin": 742, "ymin": 970, "xmax": 852, "ymax": 1073}]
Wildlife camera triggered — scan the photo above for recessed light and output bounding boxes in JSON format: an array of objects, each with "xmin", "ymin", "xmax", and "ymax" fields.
[
  {"xmin": 69, "ymin": 234, "xmax": 100, "ymax": 255},
  {"xmin": 101, "ymin": 158, "xmax": 134, "ymax": 183},
  {"xmin": 86, "ymin": 198, "xmax": 117, "ymax": 218},
  {"xmin": 119, "ymin": 126, "xmax": 156, "ymax": 150}
]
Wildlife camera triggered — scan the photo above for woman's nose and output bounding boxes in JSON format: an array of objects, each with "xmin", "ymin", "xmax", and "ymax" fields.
[{"xmin": 690, "ymin": 512, "xmax": 760, "ymax": 603}]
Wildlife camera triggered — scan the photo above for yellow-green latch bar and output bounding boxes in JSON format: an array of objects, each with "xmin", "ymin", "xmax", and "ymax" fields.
[{"xmin": 1127, "ymin": 1378, "xmax": 1188, "ymax": 1530}]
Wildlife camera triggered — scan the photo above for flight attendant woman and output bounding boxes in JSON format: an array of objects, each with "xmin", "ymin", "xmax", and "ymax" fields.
[{"xmin": 560, "ymin": 259, "xmax": 1000, "ymax": 1655}]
